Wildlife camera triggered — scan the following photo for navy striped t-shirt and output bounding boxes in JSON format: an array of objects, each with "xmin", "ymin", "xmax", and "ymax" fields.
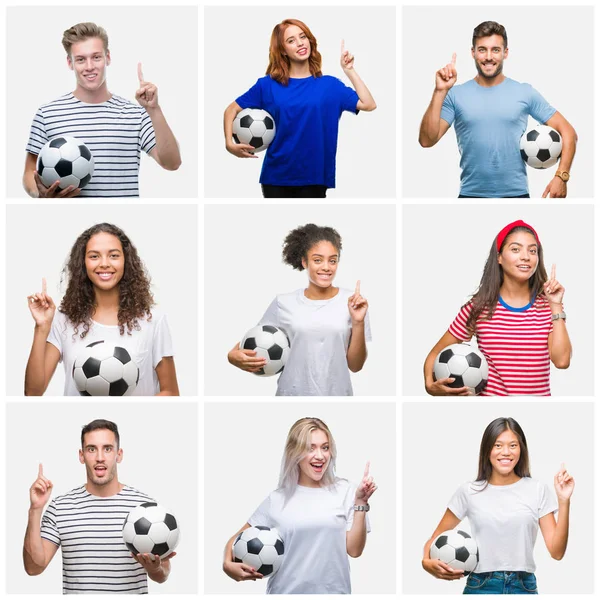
[
  {"xmin": 26, "ymin": 93, "xmax": 156, "ymax": 198},
  {"xmin": 41, "ymin": 485, "xmax": 154, "ymax": 594}
]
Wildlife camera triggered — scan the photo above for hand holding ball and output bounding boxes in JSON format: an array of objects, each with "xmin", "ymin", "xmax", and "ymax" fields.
[{"xmin": 37, "ymin": 136, "xmax": 95, "ymax": 189}]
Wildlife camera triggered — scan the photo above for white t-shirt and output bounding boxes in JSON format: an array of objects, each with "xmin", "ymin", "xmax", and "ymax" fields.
[
  {"xmin": 47, "ymin": 309, "xmax": 173, "ymax": 396},
  {"xmin": 259, "ymin": 288, "xmax": 372, "ymax": 396},
  {"xmin": 249, "ymin": 479, "xmax": 370, "ymax": 594},
  {"xmin": 448, "ymin": 478, "xmax": 558, "ymax": 573}
]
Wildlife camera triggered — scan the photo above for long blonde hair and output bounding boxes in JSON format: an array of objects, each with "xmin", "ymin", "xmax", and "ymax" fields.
[{"xmin": 278, "ymin": 417, "xmax": 337, "ymax": 495}]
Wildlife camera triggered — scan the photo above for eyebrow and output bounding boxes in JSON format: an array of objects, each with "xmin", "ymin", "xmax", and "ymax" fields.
[
  {"xmin": 311, "ymin": 253, "xmax": 338, "ymax": 258},
  {"xmin": 86, "ymin": 248, "xmax": 122, "ymax": 253},
  {"xmin": 508, "ymin": 242, "xmax": 537, "ymax": 248}
]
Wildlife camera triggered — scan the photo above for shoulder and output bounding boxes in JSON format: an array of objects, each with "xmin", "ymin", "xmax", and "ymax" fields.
[
  {"xmin": 275, "ymin": 289, "xmax": 302, "ymax": 303},
  {"xmin": 120, "ymin": 485, "xmax": 156, "ymax": 503},
  {"xmin": 147, "ymin": 307, "xmax": 167, "ymax": 324},
  {"xmin": 456, "ymin": 480, "xmax": 484, "ymax": 496},
  {"xmin": 38, "ymin": 93, "xmax": 76, "ymax": 111},
  {"xmin": 52, "ymin": 484, "xmax": 88, "ymax": 504}
]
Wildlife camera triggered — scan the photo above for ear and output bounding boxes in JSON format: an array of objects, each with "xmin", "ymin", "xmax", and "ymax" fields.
[
  {"xmin": 504, "ymin": 47, "xmax": 509, "ymax": 60},
  {"xmin": 116, "ymin": 448, "xmax": 123, "ymax": 463},
  {"xmin": 106, "ymin": 49, "xmax": 111, "ymax": 66},
  {"xmin": 79, "ymin": 449, "xmax": 85, "ymax": 464},
  {"xmin": 497, "ymin": 252, "xmax": 503, "ymax": 267},
  {"xmin": 301, "ymin": 256, "xmax": 307, "ymax": 270},
  {"xmin": 67, "ymin": 55, "xmax": 74, "ymax": 71},
  {"xmin": 471, "ymin": 47, "xmax": 475, "ymax": 60}
]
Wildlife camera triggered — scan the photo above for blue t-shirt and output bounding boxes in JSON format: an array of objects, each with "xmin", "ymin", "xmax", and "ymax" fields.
[
  {"xmin": 236, "ymin": 75, "xmax": 359, "ymax": 188},
  {"xmin": 441, "ymin": 78, "xmax": 556, "ymax": 197}
]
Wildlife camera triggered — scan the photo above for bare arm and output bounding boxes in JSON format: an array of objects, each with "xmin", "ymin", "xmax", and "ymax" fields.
[
  {"xmin": 423, "ymin": 330, "xmax": 471, "ymax": 396},
  {"xmin": 340, "ymin": 41, "xmax": 376, "ymax": 111},
  {"xmin": 542, "ymin": 112, "xmax": 577, "ymax": 198},
  {"xmin": 544, "ymin": 265, "xmax": 571, "ymax": 369},
  {"xmin": 422, "ymin": 508, "xmax": 465, "ymax": 580},
  {"xmin": 147, "ymin": 107, "xmax": 182, "ymax": 171},
  {"xmin": 222, "ymin": 523, "xmax": 264, "ymax": 582},
  {"xmin": 155, "ymin": 356, "xmax": 180, "ymax": 396},
  {"xmin": 223, "ymin": 101, "xmax": 258, "ymax": 158},
  {"xmin": 347, "ymin": 282, "xmax": 368, "ymax": 373}
]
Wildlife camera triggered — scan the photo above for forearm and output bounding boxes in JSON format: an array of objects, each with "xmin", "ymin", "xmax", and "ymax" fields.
[
  {"xmin": 346, "ymin": 510, "xmax": 367, "ymax": 558},
  {"xmin": 419, "ymin": 90, "xmax": 447, "ymax": 147},
  {"xmin": 23, "ymin": 169, "xmax": 40, "ymax": 198},
  {"xmin": 25, "ymin": 326, "xmax": 51, "ymax": 396},
  {"xmin": 550, "ymin": 500, "xmax": 570, "ymax": 559},
  {"xmin": 224, "ymin": 103, "xmax": 240, "ymax": 145},
  {"xmin": 147, "ymin": 106, "xmax": 181, "ymax": 170},
  {"xmin": 23, "ymin": 508, "xmax": 47, "ymax": 574},
  {"xmin": 556, "ymin": 125, "xmax": 577, "ymax": 173},
  {"xmin": 347, "ymin": 322, "xmax": 367, "ymax": 372},
  {"xmin": 549, "ymin": 306, "xmax": 571, "ymax": 369},
  {"xmin": 344, "ymin": 69, "xmax": 376, "ymax": 111},
  {"xmin": 147, "ymin": 561, "xmax": 171, "ymax": 583}
]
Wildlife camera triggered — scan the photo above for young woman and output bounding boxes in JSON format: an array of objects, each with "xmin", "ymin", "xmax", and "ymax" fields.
[
  {"xmin": 223, "ymin": 417, "xmax": 376, "ymax": 594},
  {"xmin": 423, "ymin": 220, "xmax": 571, "ymax": 396},
  {"xmin": 227, "ymin": 223, "xmax": 370, "ymax": 396},
  {"xmin": 223, "ymin": 18, "xmax": 377, "ymax": 198},
  {"xmin": 422, "ymin": 417, "xmax": 574, "ymax": 594},
  {"xmin": 25, "ymin": 223, "xmax": 179, "ymax": 396}
]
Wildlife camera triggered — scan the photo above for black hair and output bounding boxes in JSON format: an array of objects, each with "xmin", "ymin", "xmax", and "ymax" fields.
[
  {"xmin": 81, "ymin": 419, "xmax": 120, "ymax": 449},
  {"xmin": 282, "ymin": 224, "xmax": 342, "ymax": 271}
]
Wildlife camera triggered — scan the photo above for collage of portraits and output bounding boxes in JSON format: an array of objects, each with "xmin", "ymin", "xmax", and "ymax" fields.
[{"xmin": 0, "ymin": 0, "xmax": 597, "ymax": 597}]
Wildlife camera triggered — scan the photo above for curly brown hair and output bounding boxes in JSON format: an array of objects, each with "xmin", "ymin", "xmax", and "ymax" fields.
[{"xmin": 59, "ymin": 223, "xmax": 154, "ymax": 338}]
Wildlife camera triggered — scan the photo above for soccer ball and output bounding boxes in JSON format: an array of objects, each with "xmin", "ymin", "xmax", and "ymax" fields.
[
  {"xmin": 430, "ymin": 529, "xmax": 479, "ymax": 574},
  {"xmin": 233, "ymin": 108, "xmax": 276, "ymax": 153},
  {"xmin": 241, "ymin": 325, "xmax": 290, "ymax": 377},
  {"xmin": 520, "ymin": 125, "xmax": 562, "ymax": 169},
  {"xmin": 72, "ymin": 340, "xmax": 139, "ymax": 396},
  {"xmin": 233, "ymin": 526, "xmax": 284, "ymax": 577},
  {"xmin": 122, "ymin": 502, "xmax": 180, "ymax": 559},
  {"xmin": 37, "ymin": 136, "xmax": 95, "ymax": 189},
  {"xmin": 433, "ymin": 343, "xmax": 488, "ymax": 395}
]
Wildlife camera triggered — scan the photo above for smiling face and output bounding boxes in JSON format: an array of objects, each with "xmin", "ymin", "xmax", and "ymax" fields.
[
  {"xmin": 472, "ymin": 34, "xmax": 507, "ymax": 79},
  {"xmin": 489, "ymin": 428, "xmax": 521, "ymax": 479},
  {"xmin": 79, "ymin": 428, "xmax": 122, "ymax": 489},
  {"xmin": 497, "ymin": 231, "xmax": 539, "ymax": 283},
  {"xmin": 85, "ymin": 232, "xmax": 125, "ymax": 292},
  {"xmin": 301, "ymin": 240, "xmax": 339, "ymax": 288},
  {"xmin": 68, "ymin": 37, "xmax": 110, "ymax": 93},
  {"xmin": 282, "ymin": 24, "xmax": 311, "ymax": 62},
  {"xmin": 298, "ymin": 429, "xmax": 331, "ymax": 487}
]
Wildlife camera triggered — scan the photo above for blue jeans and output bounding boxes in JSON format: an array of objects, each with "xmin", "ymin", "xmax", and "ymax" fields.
[{"xmin": 463, "ymin": 571, "xmax": 538, "ymax": 594}]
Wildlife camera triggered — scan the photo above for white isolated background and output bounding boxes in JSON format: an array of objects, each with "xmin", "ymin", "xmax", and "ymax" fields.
[
  {"xmin": 6, "ymin": 401, "xmax": 198, "ymax": 594},
  {"xmin": 204, "ymin": 203, "xmax": 396, "ymax": 396},
  {"xmin": 204, "ymin": 6, "xmax": 396, "ymax": 199},
  {"xmin": 6, "ymin": 204, "xmax": 198, "ymax": 396},
  {"xmin": 402, "ymin": 203, "xmax": 594, "ymax": 396},
  {"xmin": 402, "ymin": 401, "xmax": 594, "ymax": 594},
  {"xmin": 402, "ymin": 5, "xmax": 594, "ymax": 198},
  {"xmin": 6, "ymin": 5, "xmax": 198, "ymax": 198},
  {"xmin": 204, "ymin": 401, "xmax": 396, "ymax": 594}
]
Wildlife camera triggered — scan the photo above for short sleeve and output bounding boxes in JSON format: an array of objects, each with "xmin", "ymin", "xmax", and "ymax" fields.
[
  {"xmin": 258, "ymin": 298, "xmax": 280, "ymax": 329},
  {"xmin": 40, "ymin": 500, "xmax": 61, "ymax": 547},
  {"xmin": 25, "ymin": 108, "xmax": 48, "ymax": 155},
  {"xmin": 236, "ymin": 78, "xmax": 264, "ymax": 110},
  {"xmin": 526, "ymin": 85, "xmax": 556, "ymax": 125},
  {"xmin": 46, "ymin": 312, "xmax": 67, "ymax": 363},
  {"xmin": 140, "ymin": 109, "xmax": 156, "ymax": 154},
  {"xmin": 331, "ymin": 77, "xmax": 359, "ymax": 115},
  {"xmin": 344, "ymin": 481, "xmax": 371, "ymax": 533},
  {"xmin": 440, "ymin": 89, "xmax": 456, "ymax": 127},
  {"xmin": 448, "ymin": 303, "xmax": 474, "ymax": 342},
  {"xmin": 248, "ymin": 494, "xmax": 274, "ymax": 528},
  {"xmin": 447, "ymin": 482, "xmax": 470, "ymax": 520},
  {"xmin": 152, "ymin": 313, "xmax": 174, "ymax": 368},
  {"xmin": 538, "ymin": 482, "xmax": 558, "ymax": 519}
]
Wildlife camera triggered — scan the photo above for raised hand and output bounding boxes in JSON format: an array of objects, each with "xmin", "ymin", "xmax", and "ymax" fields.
[
  {"xmin": 27, "ymin": 278, "xmax": 56, "ymax": 328},
  {"xmin": 33, "ymin": 172, "xmax": 80, "ymax": 198},
  {"xmin": 227, "ymin": 342, "xmax": 268, "ymax": 373},
  {"xmin": 30, "ymin": 463, "xmax": 53, "ymax": 510},
  {"xmin": 348, "ymin": 280, "xmax": 368, "ymax": 324},
  {"xmin": 554, "ymin": 462, "xmax": 574, "ymax": 501},
  {"xmin": 340, "ymin": 40, "xmax": 355, "ymax": 72},
  {"xmin": 135, "ymin": 62, "xmax": 159, "ymax": 110},
  {"xmin": 435, "ymin": 52, "xmax": 457, "ymax": 91},
  {"xmin": 543, "ymin": 264, "xmax": 565, "ymax": 306},
  {"xmin": 354, "ymin": 461, "xmax": 377, "ymax": 504}
]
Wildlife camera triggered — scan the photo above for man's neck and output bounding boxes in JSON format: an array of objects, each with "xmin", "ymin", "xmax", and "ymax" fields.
[
  {"xmin": 85, "ymin": 480, "xmax": 124, "ymax": 498},
  {"xmin": 474, "ymin": 73, "xmax": 506, "ymax": 88},
  {"xmin": 73, "ymin": 83, "xmax": 112, "ymax": 104}
]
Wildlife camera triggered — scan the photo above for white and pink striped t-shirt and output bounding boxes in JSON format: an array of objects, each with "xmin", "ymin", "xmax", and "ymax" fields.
[{"xmin": 448, "ymin": 296, "xmax": 553, "ymax": 396}]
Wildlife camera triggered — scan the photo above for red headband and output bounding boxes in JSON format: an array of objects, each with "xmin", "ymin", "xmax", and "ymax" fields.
[{"xmin": 496, "ymin": 220, "xmax": 540, "ymax": 251}]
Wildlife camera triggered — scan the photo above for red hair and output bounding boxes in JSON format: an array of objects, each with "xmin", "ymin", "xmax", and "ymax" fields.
[{"xmin": 266, "ymin": 19, "xmax": 322, "ymax": 86}]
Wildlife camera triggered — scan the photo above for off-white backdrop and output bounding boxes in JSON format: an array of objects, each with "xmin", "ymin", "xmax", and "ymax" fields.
[
  {"xmin": 204, "ymin": 6, "xmax": 396, "ymax": 199},
  {"xmin": 6, "ymin": 401, "xmax": 198, "ymax": 594},
  {"xmin": 6, "ymin": 204, "xmax": 198, "ymax": 396},
  {"xmin": 204, "ymin": 204, "xmax": 396, "ymax": 396},
  {"xmin": 402, "ymin": 6, "xmax": 594, "ymax": 198},
  {"xmin": 6, "ymin": 6, "xmax": 198, "ymax": 198},
  {"xmin": 402, "ymin": 402, "xmax": 594, "ymax": 594},
  {"xmin": 402, "ymin": 203, "xmax": 594, "ymax": 396},
  {"xmin": 204, "ymin": 401, "xmax": 396, "ymax": 594}
]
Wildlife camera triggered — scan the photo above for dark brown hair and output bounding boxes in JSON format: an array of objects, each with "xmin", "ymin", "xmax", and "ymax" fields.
[
  {"xmin": 282, "ymin": 224, "xmax": 342, "ymax": 271},
  {"xmin": 472, "ymin": 21, "xmax": 508, "ymax": 48},
  {"xmin": 81, "ymin": 419, "xmax": 120, "ymax": 449},
  {"xmin": 59, "ymin": 223, "xmax": 154, "ymax": 339}
]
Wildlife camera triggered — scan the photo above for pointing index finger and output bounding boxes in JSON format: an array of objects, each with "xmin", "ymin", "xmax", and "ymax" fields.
[
  {"xmin": 355, "ymin": 280, "xmax": 361, "ymax": 295},
  {"xmin": 451, "ymin": 52, "xmax": 457, "ymax": 66},
  {"xmin": 363, "ymin": 461, "xmax": 370, "ymax": 478},
  {"xmin": 42, "ymin": 277, "xmax": 47, "ymax": 294},
  {"xmin": 38, "ymin": 463, "xmax": 44, "ymax": 477},
  {"xmin": 341, "ymin": 39, "xmax": 345, "ymax": 54},
  {"xmin": 137, "ymin": 62, "xmax": 144, "ymax": 83},
  {"xmin": 551, "ymin": 264, "xmax": 556, "ymax": 280}
]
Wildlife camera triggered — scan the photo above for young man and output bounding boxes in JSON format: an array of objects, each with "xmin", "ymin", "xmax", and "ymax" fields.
[
  {"xmin": 419, "ymin": 21, "xmax": 577, "ymax": 198},
  {"xmin": 23, "ymin": 22, "xmax": 181, "ymax": 198},
  {"xmin": 23, "ymin": 419, "xmax": 175, "ymax": 593}
]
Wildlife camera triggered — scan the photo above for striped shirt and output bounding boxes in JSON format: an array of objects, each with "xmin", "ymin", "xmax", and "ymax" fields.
[
  {"xmin": 41, "ymin": 485, "xmax": 153, "ymax": 594},
  {"xmin": 26, "ymin": 93, "xmax": 156, "ymax": 198},
  {"xmin": 448, "ymin": 296, "xmax": 553, "ymax": 396}
]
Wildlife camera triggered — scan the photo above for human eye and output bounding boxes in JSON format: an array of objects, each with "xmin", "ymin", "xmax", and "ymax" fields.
[
  {"xmin": 87, "ymin": 447, "xmax": 96, "ymax": 453},
  {"xmin": 529, "ymin": 248, "xmax": 537, "ymax": 254}
]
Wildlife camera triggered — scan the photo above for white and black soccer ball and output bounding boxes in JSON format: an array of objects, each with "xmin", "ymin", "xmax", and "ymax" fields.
[
  {"xmin": 233, "ymin": 526, "xmax": 284, "ymax": 578},
  {"xmin": 520, "ymin": 125, "xmax": 562, "ymax": 169},
  {"xmin": 430, "ymin": 529, "xmax": 479, "ymax": 574},
  {"xmin": 122, "ymin": 502, "xmax": 180, "ymax": 559},
  {"xmin": 233, "ymin": 108, "xmax": 276, "ymax": 153},
  {"xmin": 37, "ymin": 136, "xmax": 95, "ymax": 189},
  {"xmin": 433, "ymin": 343, "xmax": 488, "ymax": 395},
  {"xmin": 241, "ymin": 325, "xmax": 290, "ymax": 377},
  {"xmin": 72, "ymin": 340, "xmax": 139, "ymax": 396}
]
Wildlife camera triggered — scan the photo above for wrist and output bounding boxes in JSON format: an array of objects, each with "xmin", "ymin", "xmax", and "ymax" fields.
[
  {"xmin": 34, "ymin": 323, "xmax": 51, "ymax": 335},
  {"xmin": 558, "ymin": 497, "xmax": 571, "ymax": 506},
  {"xmin": 351, "ymin": 318, "xmax": 365, "ymax": 328}
]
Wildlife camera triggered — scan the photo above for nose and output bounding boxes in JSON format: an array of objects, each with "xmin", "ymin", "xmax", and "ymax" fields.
[{"xmin": 315, "ymin": 448, "xmax": 324, "ymax": 460}]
